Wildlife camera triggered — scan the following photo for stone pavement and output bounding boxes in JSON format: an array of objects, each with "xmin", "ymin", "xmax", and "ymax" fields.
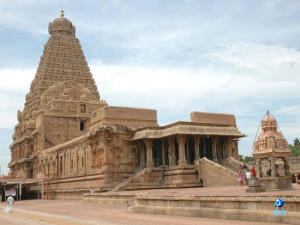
[
  {"xmin": 0, "ymin": 198, "xmax": 292, "ymax": 225},
  {"xmin": 123, "ymin": 183, "xmax": 300, "ymax": 197}
]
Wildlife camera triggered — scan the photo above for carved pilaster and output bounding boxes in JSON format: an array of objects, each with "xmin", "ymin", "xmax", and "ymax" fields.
[{"xmin": 102, "ymin": 138, "xmax": 112, "ymax": 170}]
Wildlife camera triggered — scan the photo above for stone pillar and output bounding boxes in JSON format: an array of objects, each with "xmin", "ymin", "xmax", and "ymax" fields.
[
  {"xmin": 144, "ymin": 139, "xmax": 153, "ymax": 168},
  {"xmin": 186, "ymin": 138, "xmax": 190, "ymax": 164},
  {"xmin": 139, "ymin": 142, "xmax": 146, "ymax": 167},
  {"xmin": 162, "ymin": 139, "xmax": 166, "ymax": 166},
  {"xmin": 177, "ymin": 135, "xmax": 187, "ymax": 166},
  {"xmin": 283, "ymin": 158, "xmax": 290, "ymax": 176},
  {"xmin": 256, "ymin": 159, "xmax": 262, "ymax": 178},
  {"xmin": 194, "ymin": 136, "xmax": 200, "ymax": 160},
  {"xmin": 296, "ymin": 174, "xmax": 299, "ymax": 183},
  {"xmin": 168, "ymin": 137, "xmax": 176, "ymax": 167},
  {"xmin": 227, "ymin": 137, "xmax": 232, "ymax": 158},
  {"xmin": 212, "ymin": 137, "xmax": 217, "ymax": 162},
  {"xmin": 271, "ymin": 157, "xmax": 277, "ymax": 177}
]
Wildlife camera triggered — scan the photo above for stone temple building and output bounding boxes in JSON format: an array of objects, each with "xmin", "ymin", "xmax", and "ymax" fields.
[
  {"xmin": 252, "ymin": 112, "xmax": 292, "ymax": 190},
  {"xmin": 8, "ymin": 11, "xmax": 245, "ymax": 198}
]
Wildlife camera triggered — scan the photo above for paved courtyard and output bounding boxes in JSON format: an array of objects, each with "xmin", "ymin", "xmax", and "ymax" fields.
[
  {"xmin": 124, "ymin": 183, "xmax": 300, "ymax": 197},
  {"xmin": 0, "ymin": 199, "xmax": 291, "ymax": 225},
  {"xmin": 1, "ymin": 184, "xmax": 299, "ymax": 225}
]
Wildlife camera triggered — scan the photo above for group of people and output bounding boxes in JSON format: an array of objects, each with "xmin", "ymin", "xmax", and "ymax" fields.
[{"xmin": 237, "ymin": 163, "xmax": 256, "ymax": 186}]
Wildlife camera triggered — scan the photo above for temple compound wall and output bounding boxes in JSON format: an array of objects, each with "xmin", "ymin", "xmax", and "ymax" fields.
[{"xmin": 8, "ymin": 11, "xmax": 245, "ymax": 198}]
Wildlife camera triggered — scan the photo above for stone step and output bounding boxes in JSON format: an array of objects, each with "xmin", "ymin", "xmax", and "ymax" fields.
[
  {"xmin": 129, "ymin": 195, "xmax": 300, "ymax": 224},
  {"xmin": 83, "ymin": 192, "xmax": 134, "ymax": 205}
]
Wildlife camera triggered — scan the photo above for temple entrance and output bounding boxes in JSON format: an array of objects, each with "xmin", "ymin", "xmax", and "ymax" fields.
[{"xmin": 1, "ymin": 181, "xmax": 43, "ymax": 202}]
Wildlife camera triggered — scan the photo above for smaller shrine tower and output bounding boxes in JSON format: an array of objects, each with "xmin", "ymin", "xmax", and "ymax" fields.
[{"xmin": 252, "ymin": 111, "xmax": 292, "ymax": 190}]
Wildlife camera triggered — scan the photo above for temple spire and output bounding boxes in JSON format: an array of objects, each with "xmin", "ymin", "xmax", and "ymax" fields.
[{"xmin": 61, "ymin": 8, "xmax": 64, "ymax": 17}]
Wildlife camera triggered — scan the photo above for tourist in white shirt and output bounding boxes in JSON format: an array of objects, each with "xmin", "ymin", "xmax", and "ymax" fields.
[
  {"xmin": 6, "ymin": 195, "xmax": 14, "ymax": 213},
  {"xmin": 245, "ymin": 169, "xmax": 252, "ymax": 185}
]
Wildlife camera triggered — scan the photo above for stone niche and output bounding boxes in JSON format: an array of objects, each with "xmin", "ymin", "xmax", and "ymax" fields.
[{"xmin": 252, "ymin": 112, "xmax": 292, "ymax": 191}]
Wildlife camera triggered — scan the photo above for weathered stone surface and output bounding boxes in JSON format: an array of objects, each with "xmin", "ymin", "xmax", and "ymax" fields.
[
  {"xmin": 252, "ymin": 111, "xmax": 293, "ymax": 191},
  {"xmin": 246, "ymin": 177, "xmax": 264, "ymax": 193},
  {"xmin": 89, "ymin": 106, "xmax": 158, "ymax": 130},
  {"xmin": 83, "ymin": 186, "xmax": 300, "ymax": 224},
  {"xmin": 190, "ymin": 111, "xmax": 237, "ymax": 127},
  {"xmin": 8, "ymin": 11, "xmax": 247, "ymax": 197}
]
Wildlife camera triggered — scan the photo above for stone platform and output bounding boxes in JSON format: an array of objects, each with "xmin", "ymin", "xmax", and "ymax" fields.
[{"xmin": 84, "ymin": 184, "xmax": 300, "ymax": 224}]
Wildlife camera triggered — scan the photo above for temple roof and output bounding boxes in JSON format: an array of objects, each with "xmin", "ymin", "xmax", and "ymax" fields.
[
  {"xmin": 131, "ymin": 121, "xmax": 245, "ymax": 140},
  {"xmin": 252, "ymin": 111, "xmax": 290, "ymax": 157},
  {"xmin": 48, "ymin": 10, "xmax": 76, "ymax": 36}
]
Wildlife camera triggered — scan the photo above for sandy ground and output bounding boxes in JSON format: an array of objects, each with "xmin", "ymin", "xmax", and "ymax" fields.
[{"xmin": 0, "ymin": 184, "xmax": 298, "ymax": 225}]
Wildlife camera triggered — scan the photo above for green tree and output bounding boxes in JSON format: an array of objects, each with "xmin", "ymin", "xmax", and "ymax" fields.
[
  {"xmin": 238, "ymin": 154, "xmax": 244, "ymax": 162},
  {"xmin": 294, "ymin": 138, "xmax": 300, "ymax": 146},
  {"xmin": 244, "ymin": 156, "xmax": 255, "ymax": 163},
  {"xmin": 290, "ymin": 138, "xmax": 300, "ymax": 158}
]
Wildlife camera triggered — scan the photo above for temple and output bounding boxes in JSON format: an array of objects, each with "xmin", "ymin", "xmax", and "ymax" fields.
[
  {"xmin": 252, "ymin": 112, "xmax": 292, "ymax": 190},
  {"xmin": 8, "ymin": 11, "xmax": 246, "ymax": 198}
]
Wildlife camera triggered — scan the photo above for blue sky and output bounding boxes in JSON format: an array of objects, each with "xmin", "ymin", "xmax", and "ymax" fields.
[{"xmin": 1, "ymin": 0, "xmax": 300, "ymax": 174}]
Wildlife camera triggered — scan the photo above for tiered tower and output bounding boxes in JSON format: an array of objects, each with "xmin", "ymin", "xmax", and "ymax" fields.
[
  {"xmin": 252, "ymin": 111, "xmax": 292, "ymax": 190},
  {"xmin": 9, "ymin": 10, "xmax": 107, "ymax": 178}
]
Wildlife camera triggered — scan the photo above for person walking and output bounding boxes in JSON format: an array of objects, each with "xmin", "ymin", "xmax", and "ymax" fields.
[
  {"xmin": 251, "ymin": 166, "xmax": 256, "ymax": 177},
  {"xmin": 245, "ymin": 169, "xmax": 252, "ymax": 185},
  {"xmin": 6, "ymin": 195, "xmax": 14, "ymax": 213},
  {"xmin": 242, "ymin": 163, "xmax": 248, "ymax": 171},
  {"xmin": 237, "ymin": 168, "xmax": 244, "ymax": 186}
]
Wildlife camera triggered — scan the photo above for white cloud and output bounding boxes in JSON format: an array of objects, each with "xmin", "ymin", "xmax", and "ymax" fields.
[
  {"xmin": 0, "ymin": 68, "xmax": 34, "ymax": 90},
  {"xmin": 0, "ymin": 68, "xmax": 34, "ymax": 127},
  {"xmin": 275, "ymin": 105, "xmax": 300, "ymax": 115},
  {"xmin": 210, "ymin": 42, "xmax": 300, "ymax": 72},
  {"xmin": 90, "ymin": 61, "xmax": 300, "ymax": 110}
]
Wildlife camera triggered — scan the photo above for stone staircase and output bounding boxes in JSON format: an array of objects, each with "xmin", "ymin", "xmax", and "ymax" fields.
[
  {"xmin": 220, "ymin": 157, "xmax": 245, "ymax": 173},
  {"xmin": 111, "ymin": 167, "xmax": 145, "ymax": 192},
  {"xmin": 196, "ymin": 157, "xmax": 239, "ymax": 187},
  {"xmin": 110, "ymin": 164, "xmax": 202, "ymax": 191},
  {"xmin": 109, "ymin": 157, "xmax": 243, "ymax": 192},
  {"xmin": 125, "ymin": 167, "xmax": 165, "ymax": 190}
]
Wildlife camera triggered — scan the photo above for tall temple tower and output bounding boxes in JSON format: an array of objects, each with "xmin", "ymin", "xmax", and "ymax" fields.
[{"xmin": 9, "ymin": 10, "xmax": 107, "ymax": 178}]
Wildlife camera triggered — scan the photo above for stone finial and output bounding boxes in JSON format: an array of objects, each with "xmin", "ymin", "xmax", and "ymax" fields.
[{"xmin": 61, "ymin": 8, "xmax": 64, "ymax": 17}]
